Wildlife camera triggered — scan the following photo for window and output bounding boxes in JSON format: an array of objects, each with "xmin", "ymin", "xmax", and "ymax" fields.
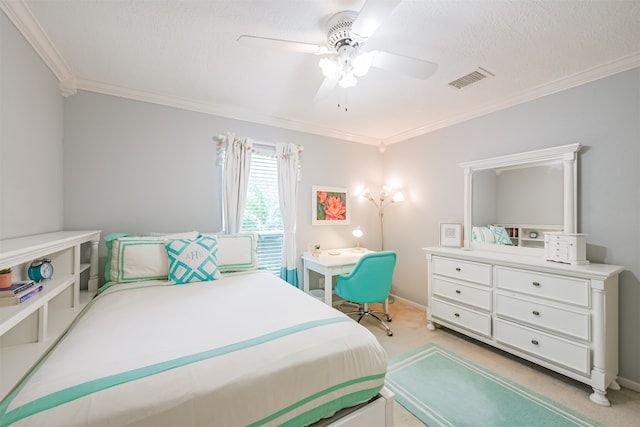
[{"xmin": 240, "ymin": 151, "xmax": 283, "ymax": 275}]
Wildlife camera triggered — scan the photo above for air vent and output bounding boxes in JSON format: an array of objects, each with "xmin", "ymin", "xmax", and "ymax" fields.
[{"xmin": 448, "ymin": 67, "xmax": 494, "ymax": 89}]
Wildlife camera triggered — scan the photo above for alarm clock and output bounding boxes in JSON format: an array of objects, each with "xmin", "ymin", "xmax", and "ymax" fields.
[{"xmin": 28, "ymin": 258, "xmax": 54, "ymax": 282}]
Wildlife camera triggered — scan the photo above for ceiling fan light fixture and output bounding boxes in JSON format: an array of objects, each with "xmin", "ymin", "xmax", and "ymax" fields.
[
  {"xmin": 319, "ymin": 57, "xmax": 339, "ymax": 79},
  {"xmin": 338, "ymin": 71, "xmax": 358, "ymax": 88},
  {"xmin": 352, "ymin": 52, "xmax": 373, "ymax": 77}
]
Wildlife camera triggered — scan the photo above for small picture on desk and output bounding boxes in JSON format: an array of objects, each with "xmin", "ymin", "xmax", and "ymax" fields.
[
  {"xmin": 440, "ymin": 222, "xmax": 463, "ymax": 247},
  {"xmin": 312, "ymin": 186, "xmax": 350, "ymax": 225}
]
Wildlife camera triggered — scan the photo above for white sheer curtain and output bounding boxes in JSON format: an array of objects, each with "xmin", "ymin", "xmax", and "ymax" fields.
[
  {"xmin": 277, "ymin": 143, "xmax": 301, "ymax": 286},
  {"xmin": 222, "ymin": 134, "xmax": 252, "ymax": 234}
]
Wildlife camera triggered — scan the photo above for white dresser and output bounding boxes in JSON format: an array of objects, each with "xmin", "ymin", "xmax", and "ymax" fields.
[{"xmin": 423, "ymin": 246, "xmax": 623, "ymax": 406}]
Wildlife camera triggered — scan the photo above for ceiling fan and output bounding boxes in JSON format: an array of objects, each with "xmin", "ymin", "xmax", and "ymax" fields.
[{"xmin": 237, "ymin": 0, "xmax": 438, "ymax": 100}]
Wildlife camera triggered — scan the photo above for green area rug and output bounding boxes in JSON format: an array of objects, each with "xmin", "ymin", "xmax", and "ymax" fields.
[{"xmin": 386, "ymin": 343, "xmax": 601, "ymax": 427}]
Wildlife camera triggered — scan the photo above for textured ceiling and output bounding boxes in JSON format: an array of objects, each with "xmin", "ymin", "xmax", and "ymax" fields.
[{"xmin": 5, "ymin": 0, "xmax": 640, "ymax": 147}]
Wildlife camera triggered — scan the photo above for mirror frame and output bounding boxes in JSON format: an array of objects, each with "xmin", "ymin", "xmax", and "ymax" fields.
[{"xmin": 460, "ymin": 143, "xmax": 581, "ymax": 250}]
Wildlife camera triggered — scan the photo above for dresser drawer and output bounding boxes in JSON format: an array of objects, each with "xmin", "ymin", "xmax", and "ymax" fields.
[
  {"xmin": 432, "ymin": 257, "xmax": 491, "ymax": 286},
  {"xmin": 495, "ymin": 293, "xmax": 590, "ymax": 341},
  {"xmin": 495, "ymin": 267, "xmax": 589, "ymax": 307},
  {"xmin": 431, "ymin": 298, "xmax": 492, "ymax": 337},
  {"xmin": 495, "ymin": 319, "xmax": 590, "ymax": 375},
  {"xmin": 432, "ymin": 277, "xmax": 492, "ymax": 311}
]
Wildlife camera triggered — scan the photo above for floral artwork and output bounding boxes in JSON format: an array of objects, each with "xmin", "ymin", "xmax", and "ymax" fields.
[{"xmin": 312, "ymin": 186, "xmax": 350, "ymax": 225}]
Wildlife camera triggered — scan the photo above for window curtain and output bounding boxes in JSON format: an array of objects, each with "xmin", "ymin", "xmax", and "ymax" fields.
[
  {"xmin": 221, "ymin": 134, "xmax": 252, "ymax": 234},
  {"xmin": 277, "ymin": 143, "xmax": 302, "ymax": 287}
]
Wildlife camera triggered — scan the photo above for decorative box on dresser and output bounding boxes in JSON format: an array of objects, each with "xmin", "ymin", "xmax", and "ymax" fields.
[
  {"xmin": 0, "ymin": 231, "xmax": 101, "ymax": 399},
  {"xmin": 423, "ymin": 246, "xmax": 624, "ymax": 406}
]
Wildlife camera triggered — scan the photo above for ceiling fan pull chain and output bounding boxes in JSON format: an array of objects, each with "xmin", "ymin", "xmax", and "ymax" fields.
[{"xmin": 337, "ymin": 89, "xmax": 348, "ymax": 112}]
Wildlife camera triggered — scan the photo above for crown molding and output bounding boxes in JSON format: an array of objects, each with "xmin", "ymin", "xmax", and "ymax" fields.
[
  {"xmin": 384, "ymin": 51, "xmax": 640, "ymax": 145},
  {"xmin": 78, "ymin": 51, "xmax": 640, "ymax": 147},
  {"xmin": 75, "ymin": 78, "xmax": 381, "ymax": 146},
  {"xmin": 1, "ymin": 0, "xmax": 76, "ymax": 96}
]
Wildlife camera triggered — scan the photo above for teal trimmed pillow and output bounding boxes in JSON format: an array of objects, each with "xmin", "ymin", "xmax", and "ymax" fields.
[
  {"xmin": 489, "ymin": 225, "xmax": 513, "ymax": 245},
  {"xmin": 106, "ymin": 231, "xmax": 199, "ymax": 283},
  {"xmin": 165, "ymin": 236, "xmax": 222, "ymax": 284},
  {"xmin": 202, "ymin": 232, "xmax": 259, "ymax": 273}
]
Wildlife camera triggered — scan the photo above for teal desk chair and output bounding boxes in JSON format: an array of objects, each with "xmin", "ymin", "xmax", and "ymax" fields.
[{"xmin": 335, "ymin": 251, "xmax": 396, "ymax": 336}]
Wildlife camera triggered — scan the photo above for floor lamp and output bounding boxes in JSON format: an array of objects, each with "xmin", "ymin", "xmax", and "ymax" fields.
[
  {"xmin": 362, "ymin": 186, "xmax": 404, "ymax": 306},
  {"xmin": 362, "ymin": 186, "xmax": 404, "ymax": 251}
]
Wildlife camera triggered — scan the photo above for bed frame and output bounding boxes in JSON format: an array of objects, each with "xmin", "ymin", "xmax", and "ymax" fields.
[{"xmin": 323, "ymin": 387, "xmax": 394, "ymax": 426}]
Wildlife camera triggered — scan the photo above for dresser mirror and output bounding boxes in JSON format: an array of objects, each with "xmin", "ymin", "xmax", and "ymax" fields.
[{"xmin": 460, "ymin": 144, "xmax": 581, "ymax": 252}]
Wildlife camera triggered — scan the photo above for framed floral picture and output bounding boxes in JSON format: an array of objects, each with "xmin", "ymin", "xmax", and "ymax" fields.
[
  {"xmin": 439, "ymin": 222, "xmax": 463, "ymax": 247},
  {"xmin": 312, "ymin": 186, "xmax": 350, "ymax": 225}
]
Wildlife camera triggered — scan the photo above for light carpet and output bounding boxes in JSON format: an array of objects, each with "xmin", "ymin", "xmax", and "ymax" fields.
[{"xmin": 386, "ymin": 343, "xmax": 602, "ymax": 427}]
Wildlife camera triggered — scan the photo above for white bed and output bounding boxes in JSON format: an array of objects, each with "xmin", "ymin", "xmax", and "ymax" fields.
[{"xmin": 0, "ymin": 270, "xmax": 392, "ymax": 426}]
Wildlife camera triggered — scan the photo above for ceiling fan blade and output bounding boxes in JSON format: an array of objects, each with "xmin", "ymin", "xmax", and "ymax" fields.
[
  {"xmin": 372, "ymin": 51, "xmax": 438, "ymax": 80},
  {"xmin": 237, "ymin": 35, "xmax": 328, "ymax": 55},
  {"xmin": 313, "ymin": 76, "xmax": 339, "ymax": 102},
  {"xmin": 350, "ymin": 0, "xmax": 401, "ymax": 42}
]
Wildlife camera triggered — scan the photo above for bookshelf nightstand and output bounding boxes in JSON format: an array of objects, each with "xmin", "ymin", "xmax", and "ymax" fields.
[{"xmin": 0, "ymin": 230, "xmax": 100, "ymax": 399}]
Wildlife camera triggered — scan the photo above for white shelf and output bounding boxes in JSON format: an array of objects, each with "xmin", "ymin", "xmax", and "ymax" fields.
[
  {"xmin": 494, "ymin": 224, "xmax": 562, "ymax": 248},
  {"xmin": 0, "ymin": 275, "xmax": 74, "ymax": 336},
  {"xmin": 0, "ymin": 295, "xmax": 91, "ymax": 397},
  {"xmin": 0, "ymin": 230, "xmax": 100, "ymax": 400}
]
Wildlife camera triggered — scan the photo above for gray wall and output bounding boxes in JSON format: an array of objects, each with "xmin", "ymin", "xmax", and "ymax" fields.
[
  {"xmin": 62, "ymin": 91, "xmax": 384, "ymax": 280},
  {"xmin": 0, "ymin": 10, "xmax": 64, "ymax": 239},
  {"xmin": 383, "ymin": 68, "xmax": 640, "ymax": 383}
]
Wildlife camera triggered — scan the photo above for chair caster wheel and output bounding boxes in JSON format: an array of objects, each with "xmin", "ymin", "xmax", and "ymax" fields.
[{"xmin": 387, "ymin": 331, "xmax": 393, "ymax": 336}]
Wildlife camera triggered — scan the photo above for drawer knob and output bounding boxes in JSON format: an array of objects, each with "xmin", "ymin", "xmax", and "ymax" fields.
[
  {"xmin": 455, "ymin": 289, "xmax": 461, "ymax": 294},
  {"xmin": 532, "ymin": 310, "xmax": 540, "ymax": 316},
  {"xmin": 531, "ymin": 339, "xmax": 539, "ymax": 345},
  {"xmin": 532, "ymin": 282, "xmax": 540, "ymax": 287},
  {"xmin": 454, "ymin": 313, "xmax": 460, "ymax": 317},
  {"xmin": 455, "ymin": 267, "xmax": 461, "ymax": 272}
]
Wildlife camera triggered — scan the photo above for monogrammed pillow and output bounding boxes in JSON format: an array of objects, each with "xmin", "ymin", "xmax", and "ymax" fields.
[{"xmin": 165, "ymin": 236, "xmax": 222, "ymax": 284}]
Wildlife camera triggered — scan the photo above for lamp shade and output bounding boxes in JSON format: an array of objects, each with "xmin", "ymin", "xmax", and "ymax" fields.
[
  {"xmin": 392, "ymin": 192, "xmax": 405, "ymax": 202},
  {"xmin": 319, "ymin": 57, "xmax": 339, "ymax": 79},
  {"xmin": 352, "ymin": 52, "xmax": 373, "ymax": 77}
]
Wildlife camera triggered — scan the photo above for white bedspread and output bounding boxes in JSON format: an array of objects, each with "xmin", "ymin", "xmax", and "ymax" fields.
[{"xmin": 0, "ymin": 272, "xmax": 387, "ymax": 426}]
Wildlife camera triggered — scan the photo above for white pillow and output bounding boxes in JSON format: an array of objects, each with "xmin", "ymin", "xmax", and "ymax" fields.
[
  {"xmin": 107, "ymin": 231, "xmax": 199, "ymax": 283},
  {"xmin": 472, "ymin": 226, "xmax": 496, "ymax": 243},
  {"xmin": 203, "ymin": 233, "xmax": 259, "ymax": 273}
]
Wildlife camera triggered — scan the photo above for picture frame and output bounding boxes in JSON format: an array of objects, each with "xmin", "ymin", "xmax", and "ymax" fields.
[
  {"xmin": 439, "ymin": 222, "xmax": 463, "ymax": 247},
  {"xmin": 312, "ymin": 186, "xmax": 350, "ymax": 225}
]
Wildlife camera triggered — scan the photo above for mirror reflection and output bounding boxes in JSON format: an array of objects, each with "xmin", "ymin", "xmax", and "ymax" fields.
[
  {"xmin": 462, "ymin": 143, "xmax": 580, "ymax": 251},
  {"xmin": 472, "ymin": 162, "xmax": 563, "ymax": 227}
]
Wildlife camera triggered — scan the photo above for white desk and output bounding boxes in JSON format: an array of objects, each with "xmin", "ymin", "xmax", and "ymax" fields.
[{"xmin": 302, "ymin": 248, "xmax": 374, "ymax": 306}]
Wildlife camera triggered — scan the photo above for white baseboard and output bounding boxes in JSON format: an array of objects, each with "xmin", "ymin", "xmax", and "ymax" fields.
[
  {"xmin": 617, "ymin": 376, "xmax": 640, "ymax": 393},
  {"xmin": 389, "ymin": 293, "xmax": 426, "ymax": 311}
]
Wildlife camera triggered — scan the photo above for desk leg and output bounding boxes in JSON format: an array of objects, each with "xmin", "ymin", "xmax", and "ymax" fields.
[
  {"xmin": 303, "ymin": 262, "xmax": 310, "ymax": 293},
  {"xmin": 324, "ymin": 273, "xmax": 332, "ymax": 306}
]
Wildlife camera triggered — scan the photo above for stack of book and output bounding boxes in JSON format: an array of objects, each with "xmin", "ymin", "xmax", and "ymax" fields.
[{"xmin": 0, "ymin": 280, "xmax": 43, "ymax": 307}]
